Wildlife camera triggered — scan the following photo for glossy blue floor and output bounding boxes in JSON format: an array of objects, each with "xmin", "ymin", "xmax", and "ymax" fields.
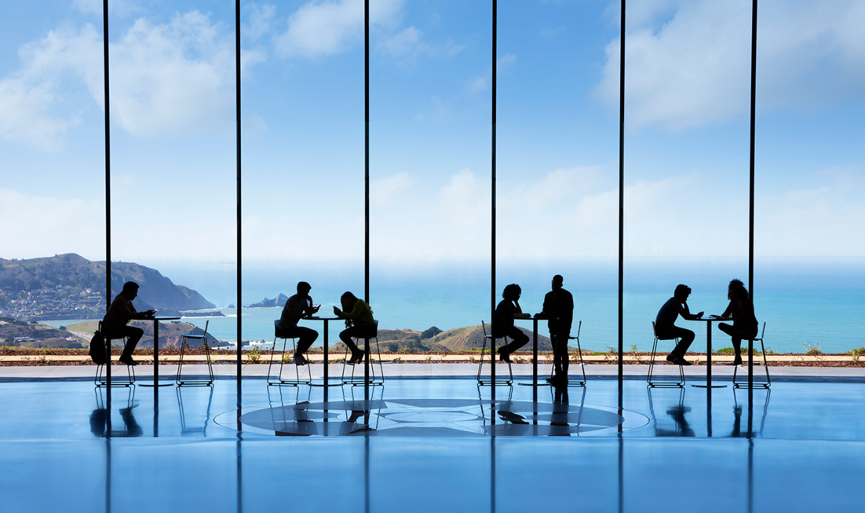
[{"xmin": 1, "ymin": 376, "xmax": 863, "ymax": 512}]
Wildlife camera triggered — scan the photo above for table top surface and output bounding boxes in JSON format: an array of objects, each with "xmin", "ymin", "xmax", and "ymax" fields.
[
  {"xmin": 514, "ymin": 314, "xmax": 556, "ymax": 320},
  {"xmin": 151, "ymin": 316, "xmax": 181, "ymax": 321},
  {"xmin": 306, "ymin": 316, "xmax": 341, "ymax": 321},
  {"xmin": 688, "ymin": 316, "xmax": 732, "ymax": 322}
]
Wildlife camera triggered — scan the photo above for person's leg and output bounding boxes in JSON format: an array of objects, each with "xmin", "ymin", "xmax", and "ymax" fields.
[
  {"xmin": 340, "ymin": 326, "xmax": 367, "ymax": 362},
  {"xmin": 295, "ymin": 327, "xmax": 319, "ymax": 355},
  {"xmin": 499, "ymin": 327, "xmax": 529, "ymax": 362},
  {"xmin": 666, "ymin": 326, "xmax": 694, "ymax": 361},
  {"xmin": 550, "ymin": 332, "xmax": 563, "ymax": 377},
  {"xmin": 719, "ymin": 323, "xmax": 745, "ymax": 364},
  {"xmin": 120, "ymin": 326, "xmax": 143, "ymax": 363},
  {"xmin": 556, "ymin": 330, "xmax": 570, "ymax": 377}
]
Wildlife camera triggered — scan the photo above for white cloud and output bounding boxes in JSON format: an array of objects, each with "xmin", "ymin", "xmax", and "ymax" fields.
[
  {"xmin": 108, "ymin": 11, "xmax": 238, "ymax": 136},
  {"xmin": 0, "ymin": 11, "xmax": 260, "ymax": 147},
  {"xmin": 243, "ymin": 3, "xmax": 276, "ymax": 41},
  {"xmin": 0, "ymin": 188, "xmax": 105, "ymax": 260},
  {"xmin": 274, "ymin": 0, "xmax": 404, "ymax": 58},
  {"xmin": 371, "ymin": 172, "xmax": 413, "ymax": 208},
  {"xmin": 596, "ymin": 0, "xmax": 865, "ymax": 131},
  {"xmin": 0, "ymin": 24, "xmax": 102, "ymax": 150},
  {"xmin": 377, "ymin": 27, "xmax": 463, "ymax": 65}
]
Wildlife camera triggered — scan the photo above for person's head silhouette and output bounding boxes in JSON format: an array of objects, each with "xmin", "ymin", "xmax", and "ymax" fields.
[
  {"xmin": 552, "ymin": 275, "xmax": 564, "ymax": 290},
  {"xmin": 674, "ymin": 284, "xmax": 691, "ymax": 302},
  {"xmin": 727, "ymin": 279, "xmax": 744, "ymax": 300},
  {"xmin": 503, "ymin": 284, "xmax": 521, "ymax": 302}
]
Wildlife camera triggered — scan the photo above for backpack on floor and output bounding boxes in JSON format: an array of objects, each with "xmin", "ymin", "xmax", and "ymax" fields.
[{"xmin": 89, "ymin": 331, "xmax": 106, "ymax": 365}]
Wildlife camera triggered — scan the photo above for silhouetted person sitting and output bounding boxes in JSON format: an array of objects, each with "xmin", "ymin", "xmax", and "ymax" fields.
[
  {"xmin": 718, "ymin": 279, "xmax": 758, "ymax": 367},
  {"xmin": 102, "ymin": 281, "xmax": 155, "ymax": 366},
  {"xmin": 334, "ymin": 291, "xmax": 376, "ymax": 365},
  {"xmin": 655, "ymin": 284, "xmax": 703, "ymax": 366},
  {"xmin": 492, "ymin": 284, "xmax": 530, "ymax": 363},
  {"xmin": 277, "ymin": 281, "xmax": 320, "ymax": 366},
  {"xmin": 541, "ymin": 274, "xmax": 574, "ymax": 384}
]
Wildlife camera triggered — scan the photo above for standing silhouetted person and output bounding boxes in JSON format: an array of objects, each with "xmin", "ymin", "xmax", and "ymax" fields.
[
  {"xmin": 655, "ymin": 284, "xmax": 703, "ymax": 366},
  {"xmin": 102, "ymin": 281, "xmax": 155, "ymax": 366},
  {"xmin": 541, "ymin": 274, "xmax": 574, "ymax": 384},
  {"xmin": 718, "ymin": 279, "xmax": 758, "ymax": 366},
  {"xmin": 492, "ymin": 284, "xmax": 529, "ymax": 363},
  {"xmin": 277, "ymin": 281, "xmax": 320, "ymax": 366},
  {"xmin": 334, "ymin": 292, "xmax": 376, "ymax": 365}
]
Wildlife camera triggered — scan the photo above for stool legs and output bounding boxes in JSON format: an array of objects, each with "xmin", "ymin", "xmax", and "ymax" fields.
[
  {"xmin": 268, "ymin": 337, "xmax": 311, "ymax": 386},
  {"xmin": 95, "ymin": 336, "xmax": 135, "ymax": 387},
  {"xmin": 733, "ymin": 338, "xmax": 771, "ymax": 389},
  {"xmin": 648, "ymin": 336, "xmax": 685, "ymax": 388}
]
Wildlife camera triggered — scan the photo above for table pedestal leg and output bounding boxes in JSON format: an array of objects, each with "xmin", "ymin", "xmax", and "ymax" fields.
[{"xmin": 693, "ymin": 320, "xmax": 726, "ymax": 389}]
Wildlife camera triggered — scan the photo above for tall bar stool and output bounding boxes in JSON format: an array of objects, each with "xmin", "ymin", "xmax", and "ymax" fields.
[
  {"xmin": 342, "ymin": 321, "xmax": 384, "ymax": 386},
  {"xmin": 648, "ymin": 321, "xmax": 685, "ymax": 388},
  {"xmin": 268, "ymin": 320, "xmax": 311, "ymax": 386},
  {"xmin": 550, "ymin": 320, "xmax": 586, "ymax": 387},
  {"xmin": 476, "ymin": 321, "xmax": 513, "ymax": 386},
  {"xmin": 176, "ymin": 320, "xmax": 214, "ymax": 386},
  {"xmin": 95, "ymin": 321, "xmax": 135, "ymax": 387},
  {"xmin": 733, "ymin": 322, "xmax": 771, "ymax": 389}
]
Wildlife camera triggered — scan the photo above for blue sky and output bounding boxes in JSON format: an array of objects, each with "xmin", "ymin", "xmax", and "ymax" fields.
[{"xmin": 1, "ymin": 0, "xmax": 864, "ymax": 274}]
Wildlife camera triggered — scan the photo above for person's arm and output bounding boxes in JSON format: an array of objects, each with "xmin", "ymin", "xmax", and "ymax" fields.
[
  {"xmin": 334, "ymin": 300, "xmax": 363, "ymax": 320},
  {"xmin": 721, "ymin": 300, "xmax": 734, "ymax": 319},
  {"xmin": 303, "ymin": 297, "xmax": 320, "ymax": 317},
  {"xmin": 679, "ymin": 302, "xmax": 703, "ymax": 320},
  {"xmin": 124, "ymin": 300, "xmax": 154, "ymax": 320}
]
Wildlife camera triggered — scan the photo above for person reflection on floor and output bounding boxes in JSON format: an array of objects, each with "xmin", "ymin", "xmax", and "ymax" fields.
[
  {"xmin": 553, "ymin": 381, "xmax": 569, "ymax": 406},
  {"xmin": 492, "ymin": 284, "xmax": 530, "ymax": 363},
  {"xmin": 718, "ymin": 279, "xmax": 758, "ymax": 367},
  {"xmin": 541, "ymin": 275, "xmax": 574, "ymax": 385},
  {"xmin": 655, "ymin": 284, "xmax": 703, "ymax": 365},
  {"xmin": 90, "ymin": 402, "xmax": 143, "ymax": 438},
  {"xmin": 666, "ymin": 404, "xmax": 695, "ymax": 437}
]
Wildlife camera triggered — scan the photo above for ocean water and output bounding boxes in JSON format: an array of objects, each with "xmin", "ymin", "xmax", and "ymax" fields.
[
  {"xmin": 45, "ymin": 262, "xmax": 865, "ymax": 354},
  {"xmin": 170, "ymin": 287, "xmax": 863, "ymax": 355}
]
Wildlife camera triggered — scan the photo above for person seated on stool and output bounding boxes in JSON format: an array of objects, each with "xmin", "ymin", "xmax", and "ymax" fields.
[
  {"xmin": 655, "ymin": 284, "xmax": 703, "ymax": 366},
  {"xmin": 541, "ymin": 274, "xmax": 574, "ymax": 384},
  {"xmin": 333, "ymin": 292, "xmax": 376, "ymax": 365},
  {"xmin": 102, "ymin": 281, "xmax": 155, "ymax": 366},
  {"xmin": 277, "ymin": 281, "xmax": 320, "ymax": 366},
  {"xmin": 717, "ymin": 279, "xmax": 758, "ymax": 367},
  {"xmin": 492, "ymin": 284, "xmax": 530, "ymax": 364}
]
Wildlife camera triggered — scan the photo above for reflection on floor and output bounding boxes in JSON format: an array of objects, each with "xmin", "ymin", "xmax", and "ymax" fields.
[
  {"xmin": 1, "ymin": 378, "xmax": 864, "ymax": 512},
  {"xmin": 229, "ymin": 388, "xmax": 645, "ymax": 437}
]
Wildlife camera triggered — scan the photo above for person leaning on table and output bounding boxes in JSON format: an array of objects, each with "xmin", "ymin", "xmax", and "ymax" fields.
[
  {"xmin": 717, "ymin": 279, "xmax": 758, "ymax": 367},
  {"xmin": 492, "ymin": 283, "xmax": 530, "ymax": 364},
  {"xmin": 654, "ymin": 284, "xmax": 703, "ymax": 366},
  {"xmin": 277, "ymin": 281, "xmax": 320, "ymax": 366},
  {"xmin": 101, "ymin": 281, "xmax": 156, "ymax": 366},
  {"xmin": 333, "ymin": 291, "xmax": 376, "ymax": 365}
]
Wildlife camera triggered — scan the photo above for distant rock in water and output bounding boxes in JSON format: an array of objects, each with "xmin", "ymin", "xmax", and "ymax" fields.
[{"xmin": 247, "ymin": 293, "xmax": 288, "ymax": 308}]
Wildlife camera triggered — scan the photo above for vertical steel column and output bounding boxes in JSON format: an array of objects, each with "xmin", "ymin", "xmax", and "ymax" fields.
[
  {"xmin": 235, "ymin": 0, "xmax": 243, "ymax": 401},
  {"xmin": 102, "ymin": 0, "xmax": 112, "ymax": 397},
  {"xmin": 491, "ymin": 0, "xmax": 497, "ymax": 399},
  {"xmin": 748, "ymin": 0, "xmax": 759, "ymax": 395},
  {"xmin": 364, "ymin": 0, "xmax": 370, "ymax": 401},
  {"xmin": 617, "ymin": 0, "xmax": 626, "ymax": 388}
]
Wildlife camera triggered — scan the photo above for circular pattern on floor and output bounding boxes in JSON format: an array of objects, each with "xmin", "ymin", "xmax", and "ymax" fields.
[{"xmin": 214, "ymin": 397, "xmax": 649, "ymax": 437}]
